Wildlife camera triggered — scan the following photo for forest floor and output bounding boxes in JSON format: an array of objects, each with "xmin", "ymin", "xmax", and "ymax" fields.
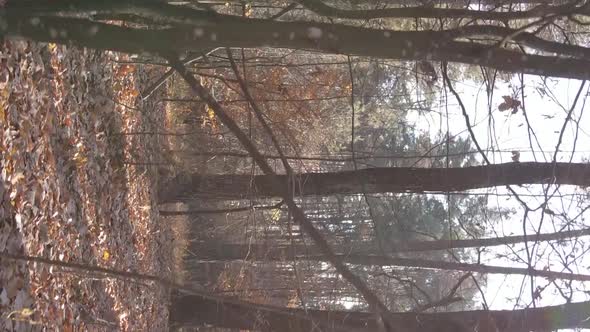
[{"xmin": 0, "ymin": 41, "xmax": 178, "ymax": 331}]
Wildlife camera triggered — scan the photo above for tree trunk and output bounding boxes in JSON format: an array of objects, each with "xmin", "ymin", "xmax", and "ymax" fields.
[
  {"xmin": 159, "ymin": 162, "xmax": 590, "ymax": 202},
  {"xmin": 324, "ymin": 255, "xmax": 590, "ymax": 282},
  {"xmin": 4, "ymin": 6, "xmax": 590, "ymax": 79},
  {"xmin": 188, "ymin": 242, "xmax": 590, "ymax": 282},
  {"xmin": 298, "ymin": 0, "xmax": 579, "ymax": 20},
  {"xmin": 189, "ymin": 227, "xmax": 590, "ymax": 260},
  {"xmin": 170, "ymin": 293, "xmax": 590, "ymax": 331}
]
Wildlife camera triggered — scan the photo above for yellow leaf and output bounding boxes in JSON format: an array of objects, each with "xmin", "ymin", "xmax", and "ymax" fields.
[
  {"xmin": 206, "ymin": 105, "xmax": 215, "ymax": 119},
  {"xmin": 102, "ymin": 250, "xmax": 110, "ymax": 261},
  {"xmin": 47, "ymin": 43, "xmax": 57, "ymax": 53},
  {"xmin": 72, "ymin": 153, "xmax": 87, "ymax": 166},
  {"xmin": 7, "ymin": 308, "xmax": 35, "ymax": 320},
  {"xmin": 270, "ymin": 209, "xmax": 281, "ymax": 223},
  {"xmin": 20, "ymin": 308, "xmax": 34, "ymax": 317}
]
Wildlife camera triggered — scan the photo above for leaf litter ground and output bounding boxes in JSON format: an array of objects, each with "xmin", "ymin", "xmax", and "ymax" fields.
[{"xmin": 1, "ymin": 41, "xmax": 174, "ymax": 331}]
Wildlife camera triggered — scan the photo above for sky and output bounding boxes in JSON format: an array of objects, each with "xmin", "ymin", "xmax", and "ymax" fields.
[{"xmin": 408, "ymin": 73, "xmax": 590, "ymax": 320}]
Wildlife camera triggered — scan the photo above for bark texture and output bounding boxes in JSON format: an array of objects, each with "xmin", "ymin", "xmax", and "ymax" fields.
[
  {"xmin": 160, "ymin": 162, "xmax": 590, "ymax": 202},
  {"xmin": 190, "ymin": 227, "xmax": 590, "ymax": 259},
  {"xmin": 4, "ymin": 6, "xmax": 590, "ymax": 79},
  {"xmin": 170, "ymin": 294, "xmax": 590, "ymax": 331}
]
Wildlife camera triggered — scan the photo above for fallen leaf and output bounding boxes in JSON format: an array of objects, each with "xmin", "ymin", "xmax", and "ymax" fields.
[{"xmin": 102, "ymin": 249, "xmax": 110, "ymax": 261}]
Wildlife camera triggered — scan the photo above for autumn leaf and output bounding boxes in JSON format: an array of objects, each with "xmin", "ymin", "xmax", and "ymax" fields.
[
  {"xmin": 72, "ymin": 152, "xmax": 87, "ymax": 167},
  {"xmin": 498, "ymin": 95, "xmax": 521, "ymax": 113},
  {"xmin": 19, "ymin": 308, "xmax": 34, "ymax": 317},
  {"xmin": 206, "ymin": 105, "xmax": 215, "ymax": 119},
  {"xmin": 47, "ymin": 43, "xmax": 57, "ymax": 53},
  {"xmin": 270, "ymin": 209, "xmax": 281, "ymax": 223}
]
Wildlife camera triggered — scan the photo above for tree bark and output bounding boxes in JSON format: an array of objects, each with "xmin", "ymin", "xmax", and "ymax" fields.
[
  {"xmin": 159, "ymin": 162, "xmax": 590, "ymax": 202},
  {"xmin": 170, "ymin": 293, "xmax": 590, "ymax": 331},
  {"xmin": 188, "ymin": 243, "xmax": 590, "ymax": 282},
  {"xmin": 4, "ymin": 7, "xmax": 590, "ymax": 79},
  {"xmin": 189, "ymin": 227, "xmax": 590, "ymax": 260},
  {"xmin": 329, "ymin": 255, "xmax": 590, "ymax": 281},
  {"xmin": 297, "ymin": 0, "xmax": 585, "ymax": 20}
]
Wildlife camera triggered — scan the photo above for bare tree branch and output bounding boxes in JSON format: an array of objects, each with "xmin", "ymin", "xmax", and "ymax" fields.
[{"xmin": 167, "ymin": 58, "xmax": 396, "ymax": 329}]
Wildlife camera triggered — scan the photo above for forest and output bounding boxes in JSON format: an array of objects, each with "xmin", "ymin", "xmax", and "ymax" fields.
[{"xmin": 1, "ymin": 0, "xmax": 590, "ymax": 331}]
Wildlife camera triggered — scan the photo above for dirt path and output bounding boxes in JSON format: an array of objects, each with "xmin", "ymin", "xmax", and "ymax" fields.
[{"xmin": 1, "ymin": 41, "xmax": 173, "ymax": 331}]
